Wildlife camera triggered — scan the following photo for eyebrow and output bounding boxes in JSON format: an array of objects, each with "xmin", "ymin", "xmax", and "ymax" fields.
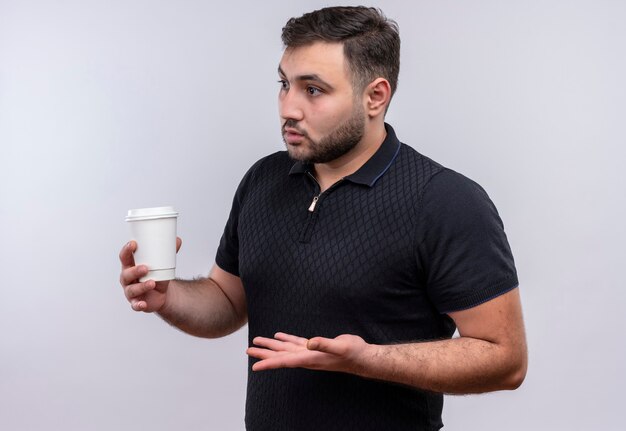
[{"xmin": 278, "ymin": 65, "xmax": 335, "ymax": 90}]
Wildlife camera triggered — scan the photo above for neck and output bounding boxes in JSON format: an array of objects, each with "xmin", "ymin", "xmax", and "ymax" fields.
[{"xmin": 313, "ymin": 121, "xmax": 387, "ymax": 192}]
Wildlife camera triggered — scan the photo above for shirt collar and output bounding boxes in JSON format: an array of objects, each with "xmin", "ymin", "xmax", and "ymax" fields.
[{"xmin": 288, "ymin": 123, "xmax": 401, "ymax": 188}]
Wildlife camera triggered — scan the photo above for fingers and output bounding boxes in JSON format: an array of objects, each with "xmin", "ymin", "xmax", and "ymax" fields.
[
  {"xmin": 247, "ymin": 333, "xmax": 312, "ymax": 369},
  {"xmin": 120, "ymin": 264, "xmax": 149, "ymax": 287},
  {"xmin": 131, "ymin": 298, "xmax": 148, "ymax": 312},
  {"xmin": 250, "ymin": 350, "xmax": 325, "ymax": 371},
  {"xmin": 125, "ymin": 279, "xmax": 156, "ymax": 301},
  {"xmin": 247, "ymin": 333, "xmax": 366, "ymax": 374},
  {"xmin": 247, "ymin": 333, "xmax": 329, "ymax": 371},
  {"xmin": 246, "ymin": 346, "xmax": 287, "ymax": 361},
  {"xmin": 252, "ymin": 336, "xmax": 301, "ymax": 352},
  {"xmin": 249, "ymin": 333, "xmax": 338, "ymax": 354},
  {"xmin": 125, "ymin": 279, "xmax": 157, "ymax": 312},
  {"xmin": 119, "ymin": 240, "xmax": 166, "ymax": 313},
  {"xmin": 119, "ymin": 241, "xmax": 137, "ymax": 270},
  {"xmin": 274, "ymin": 332, "xmax": 308, "ymax": 346}
]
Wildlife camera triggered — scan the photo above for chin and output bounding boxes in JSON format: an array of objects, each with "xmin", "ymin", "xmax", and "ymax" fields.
[{"xmin": 286, "ymin": 146, "xmax": 310, "ymax": 163}]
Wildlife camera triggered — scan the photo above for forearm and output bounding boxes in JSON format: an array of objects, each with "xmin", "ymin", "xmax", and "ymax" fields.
[
  {"xmin": 358, "ymin": 336, "xmax": 526, "ymax": 394},
  {"xmin": 247, "ymin": 291, "xmax": 527, "ymax": 393},
  {"xmin": 158, "ymin": 277, "xmax": 246, "ymax": 338}
]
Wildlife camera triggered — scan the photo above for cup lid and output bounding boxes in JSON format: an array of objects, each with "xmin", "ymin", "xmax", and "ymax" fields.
[{"xmin": 126, "ymin": 206, "xmax": 178, "ymax": 221}]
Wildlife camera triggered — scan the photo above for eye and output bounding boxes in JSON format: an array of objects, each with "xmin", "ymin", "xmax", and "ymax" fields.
[
  {"xmin": 306, "ymin": 86, "xmax": 322, "ymax": 96},
  {"xmin": 277, "ymin": 80, "xmax": 289, "ymax": 91}
]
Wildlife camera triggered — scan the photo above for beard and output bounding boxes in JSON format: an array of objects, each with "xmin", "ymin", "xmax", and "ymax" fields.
[{"xmin": 282, "ymin": 105, "xmax": 365, "ymax": 164}]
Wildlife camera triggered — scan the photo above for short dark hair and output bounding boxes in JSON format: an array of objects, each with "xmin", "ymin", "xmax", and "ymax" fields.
[{"xmin": 281, "ymin": 6, "xmax": 400, "ymax": 98}]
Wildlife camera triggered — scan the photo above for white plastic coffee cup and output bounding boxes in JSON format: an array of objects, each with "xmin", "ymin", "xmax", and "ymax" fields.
[{"xmin": 125, "ymin": 206, "xmax": 179, "ymax": 282}]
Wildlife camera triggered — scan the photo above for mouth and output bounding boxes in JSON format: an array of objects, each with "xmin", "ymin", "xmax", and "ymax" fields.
[{"xmin": 283, "ymin": 127, "xmax": 305, "ymax": 145}]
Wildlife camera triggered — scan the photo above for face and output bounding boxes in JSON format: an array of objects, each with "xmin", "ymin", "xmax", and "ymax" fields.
[{"xmin": 278, "ymin": 42, "xmax": 365, "ymax": 164}]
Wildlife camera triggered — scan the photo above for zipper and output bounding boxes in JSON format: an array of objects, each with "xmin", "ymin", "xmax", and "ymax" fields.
[
  {"xmin": 306, "ymin": 172, "xmax": 322, "ymax": 213},
  {"xmin": 305, "ymin": 171, "xmax": 345, "ymax": 213},
  {"xmin": 299, "ymin": 173, "xmax": 345, "ymax": 243},
  {"xmin": 308, "ymin": 195, "xmax": 319, "ymax": 212}
]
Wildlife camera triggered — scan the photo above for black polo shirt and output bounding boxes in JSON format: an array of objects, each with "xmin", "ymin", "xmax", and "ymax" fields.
[{"xmin": 216, "ymin": 123, "xmax": 518, "ymax": 431}]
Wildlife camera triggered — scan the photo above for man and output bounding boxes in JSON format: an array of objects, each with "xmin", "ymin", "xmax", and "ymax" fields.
[{"xmin": 119, "ymin": 6, "xmax": 527, "ymax": 430}]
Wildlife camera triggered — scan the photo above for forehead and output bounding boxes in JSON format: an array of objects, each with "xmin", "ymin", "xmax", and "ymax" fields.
[{"xmin": 279, "ymin": 41, "xmax": 350, "ymax": 83}]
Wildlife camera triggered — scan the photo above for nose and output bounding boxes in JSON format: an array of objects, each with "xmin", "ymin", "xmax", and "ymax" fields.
[{"xmin": 278, "ymin": 88, "xmax": 304, "ymax": 122}]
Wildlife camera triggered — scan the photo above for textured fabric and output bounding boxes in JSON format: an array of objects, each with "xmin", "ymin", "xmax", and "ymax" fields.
[{"xmin": 216, "ymin": 124, "xmax": 518, "ymax": 430}]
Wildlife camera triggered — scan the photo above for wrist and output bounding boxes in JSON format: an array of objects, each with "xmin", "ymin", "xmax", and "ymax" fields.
[
  {"xmin": 353, "ymin": 342, "xmax": 383, "ymax": 379},
  {"xmin": 156, "ymin": 279, "xmax": 178, "ymax": 317}
]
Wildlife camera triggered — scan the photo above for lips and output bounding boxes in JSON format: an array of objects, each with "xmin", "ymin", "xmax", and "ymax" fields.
[{"xmin": 283, "ymin": 127, "xmax": 305, "ymax": 145}]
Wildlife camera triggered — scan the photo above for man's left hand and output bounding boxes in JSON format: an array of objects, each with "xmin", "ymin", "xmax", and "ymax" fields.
[{"xmin": 246, "ymin": 332, "xmax": 375, "ymax": 374}]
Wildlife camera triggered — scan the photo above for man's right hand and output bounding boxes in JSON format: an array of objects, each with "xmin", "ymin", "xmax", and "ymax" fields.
[{"xmin": 119, "ymin": 238, "xmax": 182, "ymax": 312}]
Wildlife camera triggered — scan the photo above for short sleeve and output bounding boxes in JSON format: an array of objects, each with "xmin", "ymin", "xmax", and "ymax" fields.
[
  {"xmin": 215, "ymin": 158, "xmax": 265, "ymax": 276},
  {"xmin": 416, "ymin": 169, "xmax": 518, "ymax": 313}
]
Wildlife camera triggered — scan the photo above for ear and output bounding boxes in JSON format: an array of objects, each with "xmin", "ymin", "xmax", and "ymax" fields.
[{"xmin": 364, "ymin": 78, "xmax": 391, "ymax": 118}]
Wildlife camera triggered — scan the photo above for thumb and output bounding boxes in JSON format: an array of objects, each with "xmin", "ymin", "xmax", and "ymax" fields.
[
  {"xmin": 307, "ymin": 337, "xmax": 344, "ymax": 355},
  {"xmin": 176, "ymin": 236, "xmax": 182, "ymax": 253}
]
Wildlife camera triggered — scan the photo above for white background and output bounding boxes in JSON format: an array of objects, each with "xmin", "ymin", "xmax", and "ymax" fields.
[{"xmin": 1, "ymin": 1, "xmax": 624, "ymax": 429}]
